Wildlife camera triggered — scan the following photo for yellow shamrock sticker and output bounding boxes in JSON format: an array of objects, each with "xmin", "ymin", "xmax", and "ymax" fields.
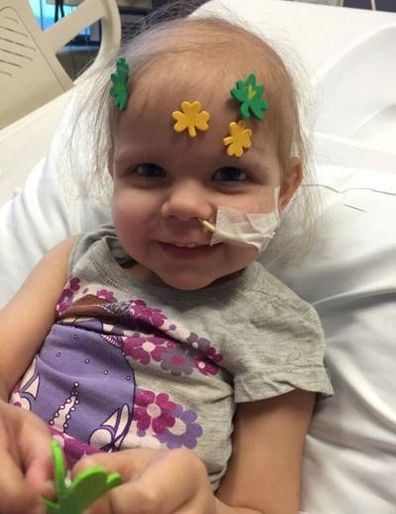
[
  {"xmin": 223, "ymin": 121, "xmax": 252, "ymax": 157},
  {"xmin": 172, "ymin": 101, "xmax": 210, "ymax": 138}
]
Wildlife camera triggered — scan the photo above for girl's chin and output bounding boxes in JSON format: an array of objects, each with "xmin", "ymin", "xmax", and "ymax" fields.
[
  {"xmin": 151, "ymin": 269, "xmax": 221, "ymax": 290},
  {"xmin": 155, "ymin": 268, "xmax": 244, "ymax": 290},
  {"xmin": 159, "ymin": 276, "xmax": 216, "ymax": 291},
  {"xmin": 127, "ymin": 262, "xmax": 220, "ymax": 290}
]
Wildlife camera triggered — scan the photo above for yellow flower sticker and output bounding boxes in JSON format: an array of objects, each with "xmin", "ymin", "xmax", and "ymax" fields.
[
  {"xmin": 172, "ymin": 101, "xmax": 210, "ymax": 138},
  {"xmin": 223, "ymin": 121, "xmax": 252, "ymax": 157}
]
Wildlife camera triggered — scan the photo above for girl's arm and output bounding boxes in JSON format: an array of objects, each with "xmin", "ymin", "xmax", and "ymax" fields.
[
  {"xmin": 71, "ymin": 388, "xmax": 315, "ymax": 514},
  {"xmin": 0, "ymin": 237, "xmax": 75, "ymax": 514},
  {"xmin": 0, "ymin": 237, "xmax": 75, "ymax": 397},
  {"xmin": 216, "ymin": 388, "xmax": 315, "ymax": 514}
]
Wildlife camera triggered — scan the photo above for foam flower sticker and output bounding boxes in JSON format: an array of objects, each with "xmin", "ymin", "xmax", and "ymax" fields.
[
  {"xmin": 223, "ymin": 121, "xmax": 252, "ymax": 157},
  {"xmin": 172, "ymin": 101, "xmax": 210, "ymax": 138},
  {"xmin": 230, "ymin": 73, "xmax": 269, "ymax": 120},
  {"xmin": 44, "ymin": 440, "xmax": 122, "ymax": 514},
  {"xmin": 110, "ymin": 57, "xmax": 129, "ymax": 111}
]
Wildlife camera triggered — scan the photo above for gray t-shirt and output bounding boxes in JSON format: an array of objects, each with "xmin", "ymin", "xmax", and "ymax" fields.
[{"xmin": 12, "ymin": 225, "xmax": 332, "ymax": 490}]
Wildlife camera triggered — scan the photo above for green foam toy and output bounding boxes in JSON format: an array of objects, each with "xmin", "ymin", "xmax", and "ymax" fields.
[
  {"xmin": 44, "ymin": 440, "xmax": 122, "ymax": 514},
  {"xmin": 230, "ymin": 73, "xmax": 269, "ymax": 120},
  {"xmin": 110, "ymin": 57, "xmax": 130, "ymax": 111}
]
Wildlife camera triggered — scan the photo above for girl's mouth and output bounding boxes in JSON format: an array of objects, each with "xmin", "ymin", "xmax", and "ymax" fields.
[{"xmin": 158, "ymin": 241, "xmax": 215, "ymax": 259}]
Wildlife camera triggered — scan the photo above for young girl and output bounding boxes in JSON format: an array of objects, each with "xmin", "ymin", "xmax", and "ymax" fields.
[{"xmin": 0, "ymin": 14, "xmax": 332, "ymax": 514}]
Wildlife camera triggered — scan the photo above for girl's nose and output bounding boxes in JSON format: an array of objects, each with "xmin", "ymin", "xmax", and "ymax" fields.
[{"xmin": 161, "ymin": 180, "xmax": 213, "ymax": 221}]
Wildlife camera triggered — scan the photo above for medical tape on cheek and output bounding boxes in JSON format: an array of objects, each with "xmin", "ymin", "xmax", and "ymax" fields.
[{"xmin": 203, "ymin": 187, "xmax": 281, "ymax": 252}]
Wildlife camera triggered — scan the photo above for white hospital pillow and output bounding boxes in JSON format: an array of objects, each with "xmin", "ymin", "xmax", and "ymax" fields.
[
  {"xmin": 0, "ymin": 157, "xmax": 72, "ymax": 304},
  {"xmin": 0, "ymin": 95, "xmax": 111, "ymax": 308},
  {"xmin": 267, "ymin": 163, "xmax": 396, "ymax": 514}
]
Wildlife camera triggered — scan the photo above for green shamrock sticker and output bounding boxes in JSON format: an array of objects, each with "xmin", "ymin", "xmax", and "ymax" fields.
[
  {"xmin": 44, "ymin": 440, "xmax": 122, "ymax": 514},
  {"xmin": 110, "ymin": 57, "xmax": 130, "ymax": 111},
  {"xmin": 230, "ymin": 73, "xmax": 269, "ymax": 120}
]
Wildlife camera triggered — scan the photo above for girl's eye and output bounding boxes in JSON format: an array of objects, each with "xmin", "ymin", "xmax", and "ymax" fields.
[
  {"xmin": 131, "ymin": 163, "xmax": 166, "ymax": 178},
  {"xmin": 213, "ymin": 167, "xmax": 249, "ymax": 183}
]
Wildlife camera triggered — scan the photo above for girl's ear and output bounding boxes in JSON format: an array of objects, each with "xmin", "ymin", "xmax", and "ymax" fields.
[{"xmin": 279, "ymin": 157, "xmax": 302, "ymax": 210}]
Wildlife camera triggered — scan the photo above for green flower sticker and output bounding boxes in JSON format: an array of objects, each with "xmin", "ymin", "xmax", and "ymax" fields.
[
  {"xmin": 110, "ymin": 57, "xmax": 130, "ymax": 111},
  {"xmin": 230, "ymin": 73, "xmax": 269, "ymax": 120},
  {"xmin": 44, "ymin": 440, "xmax": 122, "ymax": 514}
]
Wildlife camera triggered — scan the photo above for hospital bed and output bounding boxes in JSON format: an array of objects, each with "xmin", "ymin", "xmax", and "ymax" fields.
[
  {"xmin": 0, "ymin": 0, "xmax": 121, "ymax": 205},
  {"xmin": 0, "ymin": 0, "xmax": 395, "ymax": 512}
]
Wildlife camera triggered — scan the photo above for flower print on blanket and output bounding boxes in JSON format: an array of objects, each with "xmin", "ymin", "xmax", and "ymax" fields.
[{"xmin": 12, "ymin": 288, "xmax": 223, "ymax": 461}]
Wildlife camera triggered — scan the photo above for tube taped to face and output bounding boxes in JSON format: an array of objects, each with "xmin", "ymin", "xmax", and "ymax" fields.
[{"xmin": 205, "ymin": 187, "xmax": 281, "ymax": 253}]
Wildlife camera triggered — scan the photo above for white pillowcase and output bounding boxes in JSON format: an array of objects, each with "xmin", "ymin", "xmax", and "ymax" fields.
[{"xmin": 0, "ymin": 95, "xmax": 111, "ymax": 307}]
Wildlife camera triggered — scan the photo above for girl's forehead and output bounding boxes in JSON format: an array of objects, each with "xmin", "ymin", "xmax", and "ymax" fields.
[
  {"xmin": 114, "ymin": 70, "xmax": 279, "ymax": 176},
  {"xmin": 124, "ymin": 63, "xmax": 271, "ymax": 133},
  {"xmin": 115, "ymin": 56, "xmax": 279, "ymax": 163},
  {"xmin": 132, "ymin": 66, "xmax": 233, "ymax": 113},
  {"xmin": 129, "ymin": 50, "xmax": 270, "ymax": 111},
  {"xmin": 120, "ymin": 73, "xmax": 227, "ymax": 138}
]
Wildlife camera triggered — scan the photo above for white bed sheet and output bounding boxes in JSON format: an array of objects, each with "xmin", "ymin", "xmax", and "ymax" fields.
[{"xmin": 0, "ymin": 1, "xmax": 396, "ymax": 513}]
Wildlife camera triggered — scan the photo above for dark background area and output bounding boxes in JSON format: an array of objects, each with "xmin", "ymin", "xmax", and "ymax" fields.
[{"xmin": 343, "ymin": 0, "xmax": 396, "ymax": 10}]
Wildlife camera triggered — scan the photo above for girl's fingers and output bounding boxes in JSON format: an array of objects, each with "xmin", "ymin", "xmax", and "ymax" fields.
[
  {"xmin": 19, "ymin": 414, "xmax": 54, "ymax": 496},
  {"xmin": 72, "ymin": 447, "xmax": 159, "ymax": 480},
  {"xmin": 0, "ymin": 451, "xmax": 44, "ymax": 514},
  {"xmin": 109, "ymin": 449, "xmax": 211, "ymax": 514},
  {"xmin": 72, "ymin": 450, "xmax": 159, "ymax": 514},
  {"xmin": 0, "ymin": 409, "xmax": 50, "ymax": 513},
  {"xmin": 76, "ymin": 449, "xmax": 213, "ymax": 514}
]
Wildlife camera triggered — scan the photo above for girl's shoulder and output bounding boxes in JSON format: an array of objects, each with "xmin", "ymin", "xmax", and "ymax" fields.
[
  {"xmin": 221, "ymin": 262, "xmax": 333, "ymax": 402},
  {"xmin": 241, "ymin": 260, "xmax": 319, "ymax": 318},
  {"xmin": 69, "ymin": 224, "xmax": 118, "ymax": 267},
  {"xmin": 229, "ymin": 262, "xmax": 328, "ymax": 363},
  {"xmin": 68, "ymin": 224, "xmax": 134, "ymax": 275}
]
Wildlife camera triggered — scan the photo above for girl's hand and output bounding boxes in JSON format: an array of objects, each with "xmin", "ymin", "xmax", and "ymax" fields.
[
  {"xmin": 72, "ymin": 448, "xmax": 217, "ymax": 514},
  {"xmin": 0, "ymin": 401, "xmax": 53, "ymax": 514}
]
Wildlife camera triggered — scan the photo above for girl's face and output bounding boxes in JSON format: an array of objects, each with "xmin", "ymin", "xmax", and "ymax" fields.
[{"xmin": 110, "ymin": 75, "xmax": 300, "ymax": 290}]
